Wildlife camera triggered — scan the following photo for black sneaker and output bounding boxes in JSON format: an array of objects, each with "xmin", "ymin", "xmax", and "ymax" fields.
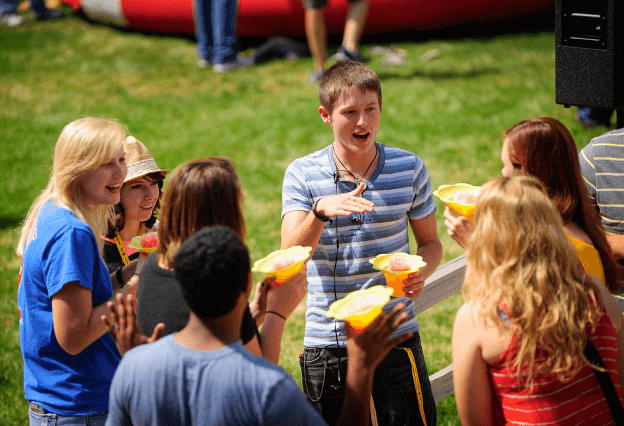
[{"xmin": 32, "ymin": 9, "xmax": 64, "ymax": 20}]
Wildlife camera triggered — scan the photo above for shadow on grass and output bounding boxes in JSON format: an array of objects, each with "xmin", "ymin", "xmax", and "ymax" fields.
[
  {"xmin": 0, "ymin": 216, "xmax": 22, "ymax": 231},
  {"xmin": 377, "ymin": 68, "xmax": 499, "ymax": 81}
]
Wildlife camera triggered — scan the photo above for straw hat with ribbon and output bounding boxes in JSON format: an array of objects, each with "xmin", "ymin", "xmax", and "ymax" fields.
[{"xmin": 123, "ymin": 136, "xmax": 169, "ymax": 183}]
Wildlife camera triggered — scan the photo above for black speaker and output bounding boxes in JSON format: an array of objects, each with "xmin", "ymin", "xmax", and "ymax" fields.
[{"xmin": 555, "ymin": 0, "xmax": 624, "ymax": 110}]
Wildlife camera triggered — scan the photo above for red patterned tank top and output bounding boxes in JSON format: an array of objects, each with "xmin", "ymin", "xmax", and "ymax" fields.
[{"xmin": 488, "ymin": 310, "xmax": 623, "ymax": 425}]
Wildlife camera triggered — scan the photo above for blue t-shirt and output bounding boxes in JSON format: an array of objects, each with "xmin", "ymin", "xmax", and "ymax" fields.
[
  {"xmin": 282, "ymin": 143, "xmax": 436, "ymax": 347},
  {"xmin": 18, "ymin": 201, "xmax": 121, "ymax": 415},
  {"xmin": 106, "ymin": 335, "xmax": 328, "ymax": 426}
]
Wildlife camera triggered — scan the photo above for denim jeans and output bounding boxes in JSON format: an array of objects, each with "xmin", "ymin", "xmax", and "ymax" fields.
[
  {"xmin": 193, "ymin": 0, "xmax": 238, "ymax": 64},
  {"xmin": 28, "ymin": 405, "xmax": 107, "ymax": 426},
  {"xmin": 300, "ymin": 332, "xmax": 437, "ymax": 426},
  {"xmin": 1, "ymin": 0, "xmax": 47, "ymax": 15}
]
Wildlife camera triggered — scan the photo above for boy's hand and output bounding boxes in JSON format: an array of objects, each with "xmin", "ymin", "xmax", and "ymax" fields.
[
  {"xmin": 315, "ymin": 182, "xmax": 374, "ymax": 219},
  {"xmin": 402, "ymin": 270, "xmax": 425, "ymax": 298},
  {"xmin": 102, "ymin": 293, "xmax": 164, "ymax": 355},
  {"xmin": 443, "ymin": 205, "xmax": 473, "ymax": 249}
]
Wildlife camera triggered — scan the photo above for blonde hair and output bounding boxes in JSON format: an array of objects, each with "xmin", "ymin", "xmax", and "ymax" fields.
[
  {"xmin": 464, "ymin": 175, "xmax": 603, "ymax": 387},
  {"xmin": 17, "ymin": 117, "xmax": 127, "ymax": 255}
]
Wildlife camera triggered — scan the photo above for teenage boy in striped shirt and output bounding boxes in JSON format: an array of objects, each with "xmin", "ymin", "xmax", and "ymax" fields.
[
  {"xmin": 281, "ymin": 61, "xmax": 442, "ymax": 426},
  {"xmin": 580, "ymin": 129, "xmax": 624, "ymax": 307}
]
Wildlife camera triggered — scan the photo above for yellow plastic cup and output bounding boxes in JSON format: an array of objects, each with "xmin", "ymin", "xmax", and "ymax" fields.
[
  {"xmin": 251, "ymin": 246, "xmax": 312, "ymax": 286},
  {"xmin": 346, "ymin": 307, "xmax": 384, "ymax": 332},
  {"xmin": 326, "ymin": 286, "xmax": 393, "ymax": 332},
  {"xmin": 128, "ymin": 232, "xmax": 159, "ymax": 253},
  {"xmin": 369, "ymin": 253, "xmax": 427, "ymax": 297},
  {"xmin": 433, "ymin": 183, "xmax": 481, "ymax": 220}
]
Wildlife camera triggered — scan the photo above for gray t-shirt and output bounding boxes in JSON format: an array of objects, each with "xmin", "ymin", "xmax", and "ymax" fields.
[{"xmin": 105, "ymin": 336, "xmax": 328, "ymax": 426}]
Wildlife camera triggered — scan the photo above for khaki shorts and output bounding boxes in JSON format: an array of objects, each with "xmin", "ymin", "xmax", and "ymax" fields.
[{"xmin": 303, "ymin": 0, "xmax": 364, "ymax": 10}]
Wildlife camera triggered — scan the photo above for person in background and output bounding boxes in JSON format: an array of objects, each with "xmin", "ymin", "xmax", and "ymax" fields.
[
  {"xmin": 452, "ymin": 175, "xmax": 624, "ymax": 426},
  {"xmin": 103, "ymin": 136, "xmax": 168, "ymax": 275},
  {"xmin": 1, "ymin": 0, "xmax": 62, "ymax": 26},
  {"xmin": 105, "ymin": 225, "xmax": 412, "ymax": 426},
  {"xmin": 580, "ymin": 128, "xmax": 624, "ymax": 281},
  {"xmin": 282, "ymin": 61, "xmax": 441, "ymax": 425},
  {"xmin": 576, "ymin": 107, "xmax": 613, "ymax": 129},
  {"xmin": 444, "ymin": 117, "xmax": 621, "ymax": 294},
  {"xmin": 303, "ymin": 0, "xmax": 368, "ymax": 83},
  {"xmin": 136, "ymin": 157, "xmax": 306, "ymax": 364},
  {"xmin": 16, "ymin": 117, "xmax": 162, "ymax": 425},
  {"xmin": 194, "ymin": 0, "xmax": 253, "ymax": 72}
]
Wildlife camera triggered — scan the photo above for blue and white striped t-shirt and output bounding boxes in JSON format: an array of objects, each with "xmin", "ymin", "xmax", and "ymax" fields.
[
  {"xmin": 580, "ymin": 129, "xmax": 624, "ymax": 235},
  {"xmin": 282, "ymin": 142, "xmax": 437, "ymax": 347}
]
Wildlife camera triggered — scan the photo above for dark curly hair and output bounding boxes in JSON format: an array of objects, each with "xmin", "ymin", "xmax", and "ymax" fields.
[{"xmin": 174, "ymin": 226, "xmax": 250, "ymax": 319}]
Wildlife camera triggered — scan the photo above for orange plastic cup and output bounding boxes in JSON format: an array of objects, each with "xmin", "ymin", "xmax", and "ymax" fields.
[
  {"xmin": 273, "ymin": 262, "xmax": 304, "ymax": 286},
  {"xmin": 383, "ymin": 271, "xmax": 409, "ymax": 297},
  {"xmin": 251, "ymin": 246, "xmax": 312, "ymax": 286},
  {"xmin": 370, "ymin": 253, "xmax": 426, "ymax": 297},
  {"xmin": 326, "ymin": 286, "xmax": 393, "ymax": 333}
]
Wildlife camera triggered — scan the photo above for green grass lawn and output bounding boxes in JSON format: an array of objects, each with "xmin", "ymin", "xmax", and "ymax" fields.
[{"xmin": 0, "ymin": 8, "xmax": 616, "ymax": 425}]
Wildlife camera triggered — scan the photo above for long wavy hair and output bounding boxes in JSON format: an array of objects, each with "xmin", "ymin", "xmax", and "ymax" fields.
[
  {"xmin": 17, "ymin": 117, "xmax": 126, "ymax": 255},
  {"xmin": 157, "ymin": 157, "xmax": 245, "ymax": 269},
  {"xmin": 464, "ymin": 175, "xmax": 604, "ymax": 388},
  {"xmin": 505, "ymin": 117, "xmax": 620, "ymax": 293}
]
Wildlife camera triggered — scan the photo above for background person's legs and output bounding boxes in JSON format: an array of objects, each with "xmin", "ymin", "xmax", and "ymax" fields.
[
  {"xmin": 1, "ymin": 0, "xmax": 22, "ymax": 26},
  {"xmin": 304, "ymin": 8, "xmax": 327, "ymax": 74},
  {"xmin": 194, "ymin": 0, "xmax": 213, "ymax": 66},
  {"xmin": 342, "ymin": 0, "xmax": 368, "ymax": 55},
  {"xmin": 211, "ymin": 0, "xmax": 238, "ymax": 65}
]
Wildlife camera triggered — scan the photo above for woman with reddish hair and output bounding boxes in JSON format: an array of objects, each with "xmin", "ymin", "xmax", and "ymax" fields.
[{"xmin": 444, "ymin": 117, "xmax": 621, "ymax": 293}]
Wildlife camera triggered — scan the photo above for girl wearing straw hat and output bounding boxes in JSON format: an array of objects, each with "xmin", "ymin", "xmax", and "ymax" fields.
[{"xmin": 103, "ymin": 136, "xmax": 169, "ymax": 276}]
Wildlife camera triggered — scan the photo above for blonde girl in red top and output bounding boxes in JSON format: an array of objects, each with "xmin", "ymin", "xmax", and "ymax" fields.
[{"xmin": 452, "ymin": 175, "xmax": 624, "ymax": 426}]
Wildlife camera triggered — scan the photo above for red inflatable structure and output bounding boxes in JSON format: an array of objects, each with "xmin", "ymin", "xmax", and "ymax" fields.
[{"xmin": 61, "ymin": 0, "xmax": 554, "ymax": 37}]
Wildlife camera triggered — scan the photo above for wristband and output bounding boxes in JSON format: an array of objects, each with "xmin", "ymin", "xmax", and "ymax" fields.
[
  {"xmin": 266, "ymin": 311, "xmax": 287, "ymax": 321},
  {"xmin": 115, "ymin": 265, "xmax": 125, "ymax": 287},
  {"xmin": 312, "ymin": 199, "xmax": 332, "ymax": 223}
]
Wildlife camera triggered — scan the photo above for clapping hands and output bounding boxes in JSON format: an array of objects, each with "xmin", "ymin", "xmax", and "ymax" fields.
[{"xmin": 102, "ymin": 293, "xmax": 165, "ymax": 355}]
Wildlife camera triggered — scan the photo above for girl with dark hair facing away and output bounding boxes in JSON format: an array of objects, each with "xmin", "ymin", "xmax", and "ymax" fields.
[
  {"xmin": 452, "ymin": 175, "xmax": 624, "ymax": 425},
  {"xmin": 136, "ymin": 157, "xmax": 307, "ymax": 364},
  {"xmin": 444, "ymin": 117, "xmax": 621, "ymax": 293}
]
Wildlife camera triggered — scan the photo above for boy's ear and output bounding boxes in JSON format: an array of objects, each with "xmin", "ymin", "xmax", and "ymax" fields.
[{"xmin": 319, "ymin": 106, "xmax": 332, "ymax": 126}]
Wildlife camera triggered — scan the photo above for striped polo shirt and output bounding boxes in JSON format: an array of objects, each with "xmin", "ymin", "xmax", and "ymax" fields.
[
  {"xmin": 580, "ymin": 130, "xmax": 624, "ymax": 235},
  {"xmin": 282, "ymin": 142, "xmax": 437, "ymax": 348}
]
